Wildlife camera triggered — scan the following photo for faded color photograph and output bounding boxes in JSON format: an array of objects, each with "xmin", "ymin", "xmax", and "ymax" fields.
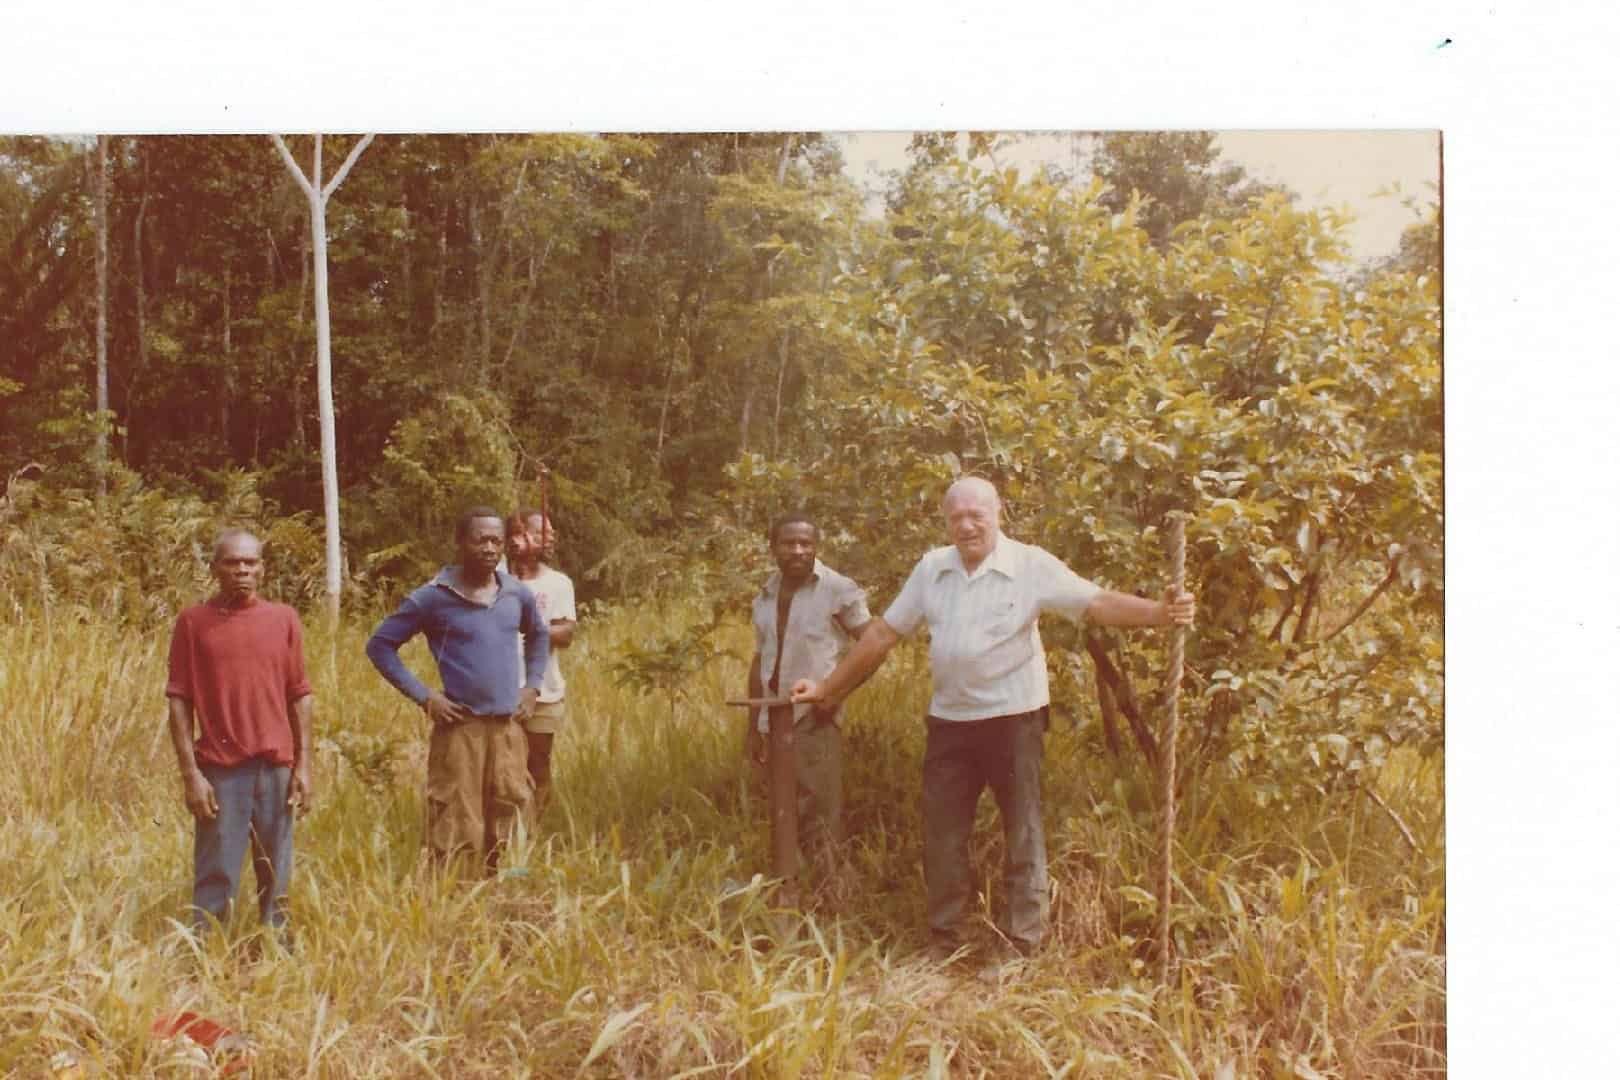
[{"xmin": 2, "ymin": 130, "xmax": 1442, "ymax": 1076}]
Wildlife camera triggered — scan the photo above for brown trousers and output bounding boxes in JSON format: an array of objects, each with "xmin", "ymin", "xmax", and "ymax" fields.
[{"xmin": 425, "ymin": 715, "xmax": 533, "ymax": 865}]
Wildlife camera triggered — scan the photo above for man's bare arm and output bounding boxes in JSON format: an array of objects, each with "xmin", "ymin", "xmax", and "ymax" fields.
[
  {"xmin": 167, "ymin": 697, "xmax": 218, "ymax": 820},
  {"xmin": 841, "ymin": 617, "xmax": 873, "ymax": 641},
  {"xmin": 825, "ymin": 617, "xmax": 881, "ymax": 708},
  {"xmin": 792, "ymin": 617, "xmax": 901, "ymax": 707},
  {"xmin": 548, "ymin": 619, "xmax": 576, "ymax": 649},
  {"xmin": 287, "ymin": 693, "xmax": 314, "ymax": 809},
  {"xmin": 1086, "ymin": 587, "xmax": 1196, "ymax": 628}
]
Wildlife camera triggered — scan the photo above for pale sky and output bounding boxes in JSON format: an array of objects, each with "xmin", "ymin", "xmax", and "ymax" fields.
[{"xmin": 836, "ymin": 131, "xmax": 1439, "ymax": 263}]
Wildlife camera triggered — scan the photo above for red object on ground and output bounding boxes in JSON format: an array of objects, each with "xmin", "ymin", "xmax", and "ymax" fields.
[{"xmin": 151, "ymin": 1011, "xmax": 252, "ymax": 1075}]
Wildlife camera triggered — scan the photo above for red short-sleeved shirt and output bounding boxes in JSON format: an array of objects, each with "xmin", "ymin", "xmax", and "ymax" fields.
[{"xmin": 166, "ymin": 597, "xmax": 313, "ymax": 768}]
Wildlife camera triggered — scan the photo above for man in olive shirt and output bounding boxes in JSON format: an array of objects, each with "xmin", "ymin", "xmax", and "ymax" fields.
[{"xmin": 746, "ymin": 512, "xmax": 871, "ymax": 874}]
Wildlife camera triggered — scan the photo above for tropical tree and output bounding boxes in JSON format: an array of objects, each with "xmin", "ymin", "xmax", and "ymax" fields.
[
  {"xmin": 270, "ymin": 133, "xmax": 375, "ymax": 620},
  {"xmin": 728, "ymin": 153, "xmax": 1442, "ymax": 819},
  {"xmin": 1087, "ymin": 131, "xmax": 1286, "ymax": 248}
]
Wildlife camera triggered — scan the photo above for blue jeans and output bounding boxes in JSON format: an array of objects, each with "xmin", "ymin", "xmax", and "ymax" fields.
[
  {"xmin": 192, "ymin": 760, "xmax": 294, "ymax": 932},
  {"xmin": 921, "ymin": 709, "xmax": 1048, "ymax": 948}
]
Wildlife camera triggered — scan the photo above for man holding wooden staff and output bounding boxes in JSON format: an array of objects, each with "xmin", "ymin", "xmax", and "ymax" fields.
[
  {"xmin": 745, "ymin": 512, "xmax": 871, "ymax": 887},
  {"xmin": 791, "ymin": 477, "xmax": 1194, "ymax": 958}
]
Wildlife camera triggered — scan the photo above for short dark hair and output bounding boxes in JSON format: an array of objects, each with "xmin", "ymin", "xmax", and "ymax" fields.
[
  {"xmin": 505, "ymin": 507, "xmax": 545, "ymax": 537},
  {"xmin": 767, "ymin": 511, "xmax": 818, "ymax": 544},
  {"xmin": 455, "ymin": 506, "xmax": 504, "ymax": 541}
]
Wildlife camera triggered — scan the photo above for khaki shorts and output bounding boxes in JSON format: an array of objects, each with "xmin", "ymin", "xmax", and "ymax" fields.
[{"xmin": 521, "ymin": 699, "xmax": 568, "ymax": 735}]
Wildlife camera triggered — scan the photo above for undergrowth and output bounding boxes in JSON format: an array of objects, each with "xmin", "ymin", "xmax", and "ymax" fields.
[{"xmin": 0, "ymin": 601, "xmax": 1443, "ymax": 1077}]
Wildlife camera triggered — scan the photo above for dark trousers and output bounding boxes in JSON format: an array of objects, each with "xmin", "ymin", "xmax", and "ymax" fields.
[
  {"xmin": 193, "ymin": 759, "xmax": 293, "ymax": 932},
  {"xmin": 921, "ymin": 709, "xmax": 1048, "ymax": 948}
]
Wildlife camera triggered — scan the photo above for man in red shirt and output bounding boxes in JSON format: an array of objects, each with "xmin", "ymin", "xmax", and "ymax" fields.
[{"xmin": 166, "ymin": 529, "xmax": 313, "ymax": 936}]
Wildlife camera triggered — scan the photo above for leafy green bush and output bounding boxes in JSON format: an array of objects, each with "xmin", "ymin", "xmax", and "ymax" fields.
[
  {"xmin": 1, "ymin": 465, "xmax": 324, "ymax": 625},
  {"xmin": 727, "ymin": 162, "xmax": 1442, "ymax": 816}
]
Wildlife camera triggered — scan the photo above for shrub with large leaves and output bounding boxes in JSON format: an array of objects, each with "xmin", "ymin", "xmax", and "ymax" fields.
[{"xmin": 730, "ymin": 159, "xmax": 1441, "ymax": 812}]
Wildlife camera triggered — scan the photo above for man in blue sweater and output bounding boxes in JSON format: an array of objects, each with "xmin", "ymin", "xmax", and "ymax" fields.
[{"xmin": 366, "ymin": 506, "xmax": 550, "ymax": 870}]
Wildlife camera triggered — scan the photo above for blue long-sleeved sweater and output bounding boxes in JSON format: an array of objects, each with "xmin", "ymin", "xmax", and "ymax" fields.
[{"xmin": 365, "ymin": 567, "xmax": 549, "ymax": 716}]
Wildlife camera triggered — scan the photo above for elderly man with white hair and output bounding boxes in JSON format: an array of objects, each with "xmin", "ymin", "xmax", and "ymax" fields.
[{"xmin": 792, "ymin": 476, "xmax": 1195, "ymax": 958}]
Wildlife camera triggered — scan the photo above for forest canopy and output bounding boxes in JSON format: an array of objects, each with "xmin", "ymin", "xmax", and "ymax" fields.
[{"xmin": 1, "ymin": 130, "xmax": 1441, "ymax": 796}]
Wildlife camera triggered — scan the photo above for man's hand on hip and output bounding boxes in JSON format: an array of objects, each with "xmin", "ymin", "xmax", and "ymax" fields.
[{"xmin": 424, "ymin": 691, "xmax": 471, "ymax": 725}]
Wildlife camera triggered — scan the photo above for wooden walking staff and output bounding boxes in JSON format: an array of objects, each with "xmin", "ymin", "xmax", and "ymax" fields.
[
  {"xmin": 1157, "ymin": 511, "xmax": 1188, "ymax": 983},
  {"xmin": 725, "ymin": 695, "xmax": 799, "ymax": 903}
]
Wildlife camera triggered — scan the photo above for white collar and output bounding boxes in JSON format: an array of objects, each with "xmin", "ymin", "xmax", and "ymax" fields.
[{"xmin": 940, "ymin": 534, "xmax": 1016, "ymax": 581}]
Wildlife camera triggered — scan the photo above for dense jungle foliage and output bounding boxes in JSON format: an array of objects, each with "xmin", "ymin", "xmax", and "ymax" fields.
[
  {"xmin": 2, "ymin": 130, "xmax": 1441, "ymax": 814},
  {"xmin": 1, "ymin": 131, "xmax": 1442, "ymax": 1076}
]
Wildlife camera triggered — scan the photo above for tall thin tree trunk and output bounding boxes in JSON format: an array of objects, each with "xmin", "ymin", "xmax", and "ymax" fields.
[
  {"xmin": 680, "ymin": 276, "xmax": 711, "ymax": 455},
  {"xmin": 771, "ymin": 328, "xmax": 790, "ymax": 459},
  {"xmin": 94, "ymin": 135, "xmax": 110, "ymax": 497},
  {"xmin": 291, "ymin": 231, "xmax": 309, "ymax": 452},
  {"xmin": 255, "ymin": 218, "xmax": 276, "ymax": 467},
  {"xmin": 309, "ymin": 136, "xmax": 341, "ymax": 620},
  {"xmin": 131, "ymin": 141, "xmax": 149, "ymax": 464},
  {"xmin": 481, "ymin": 156, "xmax": 529, "ymax": 384},
  {"xmin": 738, "ymin": 374, "xmax": 755, "ymax": 453},
  {"xmin": 399, "ymin": 198, "xmax": 412, "ymax": 333},
  {"xmin": 738, "ymin": 134, "xmax": 796, "ymax": 456},
  {"xmin": 431, "ymin": 199, "xmax": 448, "ymax": 341},
  {"xmin": 738, "ymin": 266, "xmax": 771, "ymax": 454},
  {"xmin": 503, "ymin": 238, "xmax": 551, "ymax": 375},
  {"xmin": 462, "ymin": 197, "xmax": 481, "ymax": 364},
  {"xmin": 501, "ymin": 257, "xmax": 534, "ymax": 389},
  {"xmin": 590, "ymin": 229, "xmax": 615, "ymax": 372},
  {"xmin": 271, "ymin": 132, "xmax": 375, "ymax": 623},
  {"xmin": 221, "ymin": 264, "xmax": 233, "ymax": 451},
  {"xmin": 775, "ymin": 133, "xmax": 794, "ymax": 185},
  {"xmin": 470, "ymin": 199, "xmax": 491, "ymax": 379},
  {"xmin": 655, "ymin": 316, "xmax": 674, "ymax": 463}
]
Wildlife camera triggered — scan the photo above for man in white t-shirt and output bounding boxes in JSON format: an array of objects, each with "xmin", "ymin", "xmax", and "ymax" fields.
[
  {"xmin": 505, "ymin": 508, "xmax": 577, "ymax": 819},
  {"xmin": 792, "ymin": 477, "xmax": 1195, "ymax": 956}
]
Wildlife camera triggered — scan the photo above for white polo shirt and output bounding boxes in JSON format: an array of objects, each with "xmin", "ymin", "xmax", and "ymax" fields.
[{"xmin": 883, "ymin": 534, "xmax": 1100, "ymax": 722}]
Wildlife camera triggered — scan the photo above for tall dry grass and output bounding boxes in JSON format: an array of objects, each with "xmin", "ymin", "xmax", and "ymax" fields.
[{"xmin": 0, "ymin": 601, "xmax": 1443, "ymax": 1077}]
